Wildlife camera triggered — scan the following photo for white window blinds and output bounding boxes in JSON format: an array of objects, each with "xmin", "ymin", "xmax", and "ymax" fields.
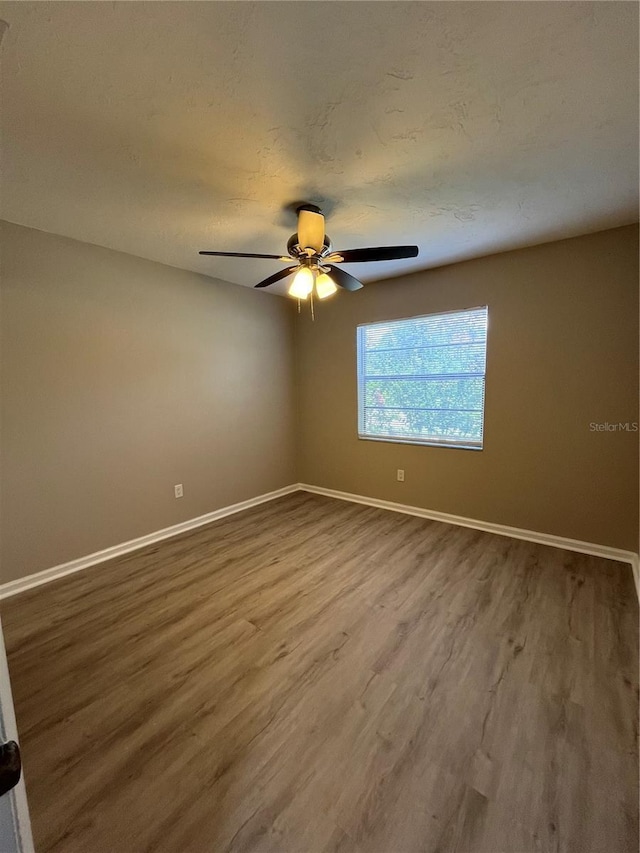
[{"xmin": 357, "ymin": 306, "xmax": 488, "ymax": 449}]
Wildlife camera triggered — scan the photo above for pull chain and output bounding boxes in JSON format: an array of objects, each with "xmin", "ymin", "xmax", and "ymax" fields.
[{"xmin": 310, "ymin": 288, "xmax": 315, "ymax": 322}]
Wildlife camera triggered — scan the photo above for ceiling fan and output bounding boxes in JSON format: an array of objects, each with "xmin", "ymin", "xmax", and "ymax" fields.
[{"xmin": 199, "ymin": 204, "xmax": 419, "ymax": 301}]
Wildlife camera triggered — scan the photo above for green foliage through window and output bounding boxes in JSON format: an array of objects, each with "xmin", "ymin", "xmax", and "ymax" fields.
[{"xmin": 357, "ymin": 307, "xmax": 488, "ymax": 449}]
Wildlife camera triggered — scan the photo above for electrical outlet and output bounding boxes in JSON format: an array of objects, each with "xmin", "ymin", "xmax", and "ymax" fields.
[
  {"xmin": 174, "ymin": 484, "xmax": 183, "ymax": 498},
  {"xmin": 397, "ymin": 469, "xmax": 405, "ymax": 482}
]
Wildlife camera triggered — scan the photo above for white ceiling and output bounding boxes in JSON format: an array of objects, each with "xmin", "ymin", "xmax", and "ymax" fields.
[{"xmin": 1, "ymin": 1, "xmax": 638, "ymax": 293}]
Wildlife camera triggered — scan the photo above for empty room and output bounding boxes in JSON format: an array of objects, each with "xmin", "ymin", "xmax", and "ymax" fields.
[{"xmin": 0, "ymin": 2, "xmax": 638, "ymax": 852}]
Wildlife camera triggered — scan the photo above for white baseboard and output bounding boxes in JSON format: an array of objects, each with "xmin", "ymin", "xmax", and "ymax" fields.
[
  {"xmin": 631, "ymin": 555, "xmax": 639, "ymax": 599},
  {"xmin": 298, "ymin": 483, "xmax": 639, "ymax": 572},
  {"xmin": 2, "ymin": 481, "xmax": 637, "ymax": 602},
  {"xmin": 0, "ymin": 485, "xmax": 298, "ymax": 600}
]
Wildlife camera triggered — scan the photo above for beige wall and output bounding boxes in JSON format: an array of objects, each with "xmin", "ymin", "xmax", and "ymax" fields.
[
  {"xmin": 1, "ymin": 223, "xmax": 637, "ymax": 585},
  {"xmin": 0, "ymin": 222, "xmax": 296, "ymax": 583},
  {"xmin": 296, "ymin": 225, "xmax": 639, "ymax": 552}
]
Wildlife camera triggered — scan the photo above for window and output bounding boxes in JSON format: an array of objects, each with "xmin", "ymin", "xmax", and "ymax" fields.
[{"xmin": 356, "ymin": 306, "xmax": 488, "ymax": 450}]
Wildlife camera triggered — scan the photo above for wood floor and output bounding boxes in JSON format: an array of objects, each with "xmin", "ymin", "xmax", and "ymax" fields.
[{"xmin": 1, "ymin": 492, "xmax": 638, "ymax": 853}]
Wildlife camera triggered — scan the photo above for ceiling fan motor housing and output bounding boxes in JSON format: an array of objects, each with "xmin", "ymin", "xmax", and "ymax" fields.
[{"xmin": 287, "ymin": 232, "xmax": 332, "ymax": 259}]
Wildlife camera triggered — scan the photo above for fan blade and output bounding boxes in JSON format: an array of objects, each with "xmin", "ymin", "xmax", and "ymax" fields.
[
  {"xmin": 297, "ymin": 205, "xmax": 325, "ymax": 253},
  {"xmin": 329, "ymin": 246, "xmax": 419, "ymax": 263},
  {"xmin": 326, "ymin": 265, "xmax": 364, "ymax": 292},
  {"xmin": 199, "ymin": 251, "xmax": 287, "ymax": 260},
  {"xmin": 254, "ymin": 266, "xmax": 298, "ymax": 288}
]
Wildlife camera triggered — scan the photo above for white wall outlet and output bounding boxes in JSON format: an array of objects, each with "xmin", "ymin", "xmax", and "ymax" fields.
[
  {"xmin": 174, "ymin": 484, "xmax": 183, "ymax": 498},
  {"xmin": 397, "ymin": 469, "xmax": 405, "ymax": 482}
]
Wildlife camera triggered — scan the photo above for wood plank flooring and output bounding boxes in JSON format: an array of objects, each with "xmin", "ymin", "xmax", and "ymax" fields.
[{"xmin": 1, "ymin": 492, "xmax": 638, "ymax": 853}]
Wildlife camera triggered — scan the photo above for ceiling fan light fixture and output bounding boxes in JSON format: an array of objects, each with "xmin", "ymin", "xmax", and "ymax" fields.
[
  {"xmin": 199, "ymin": 202, "xmax": 418, "ymax": 301},
  {"xmin": 315, "ymin": 272, "xmax": 338, "ymax": 299},
  {"xmin": 288, "ymin": 266, "xmax": 314, "ymax": 299}
]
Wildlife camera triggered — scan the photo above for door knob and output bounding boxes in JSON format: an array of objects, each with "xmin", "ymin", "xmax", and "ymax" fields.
[{"xmin": 0, "ymin": 741, "xmax": 21, "ymax": 797}]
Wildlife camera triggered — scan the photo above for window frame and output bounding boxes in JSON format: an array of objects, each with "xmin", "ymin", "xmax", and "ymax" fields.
[{"xmin": 356, "ymin": 306, "xmax": 488, "ymax": 451}]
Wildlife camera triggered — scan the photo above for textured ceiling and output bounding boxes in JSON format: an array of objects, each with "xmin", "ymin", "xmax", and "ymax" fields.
[{"xmin": 0, "ymin": 1, "xmax": 638, "ymax": 293}]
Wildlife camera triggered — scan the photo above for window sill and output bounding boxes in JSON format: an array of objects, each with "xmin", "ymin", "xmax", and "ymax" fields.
[{"xmin": 357, "ymin": 434, "xmax": 483, "ymax": 451}]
